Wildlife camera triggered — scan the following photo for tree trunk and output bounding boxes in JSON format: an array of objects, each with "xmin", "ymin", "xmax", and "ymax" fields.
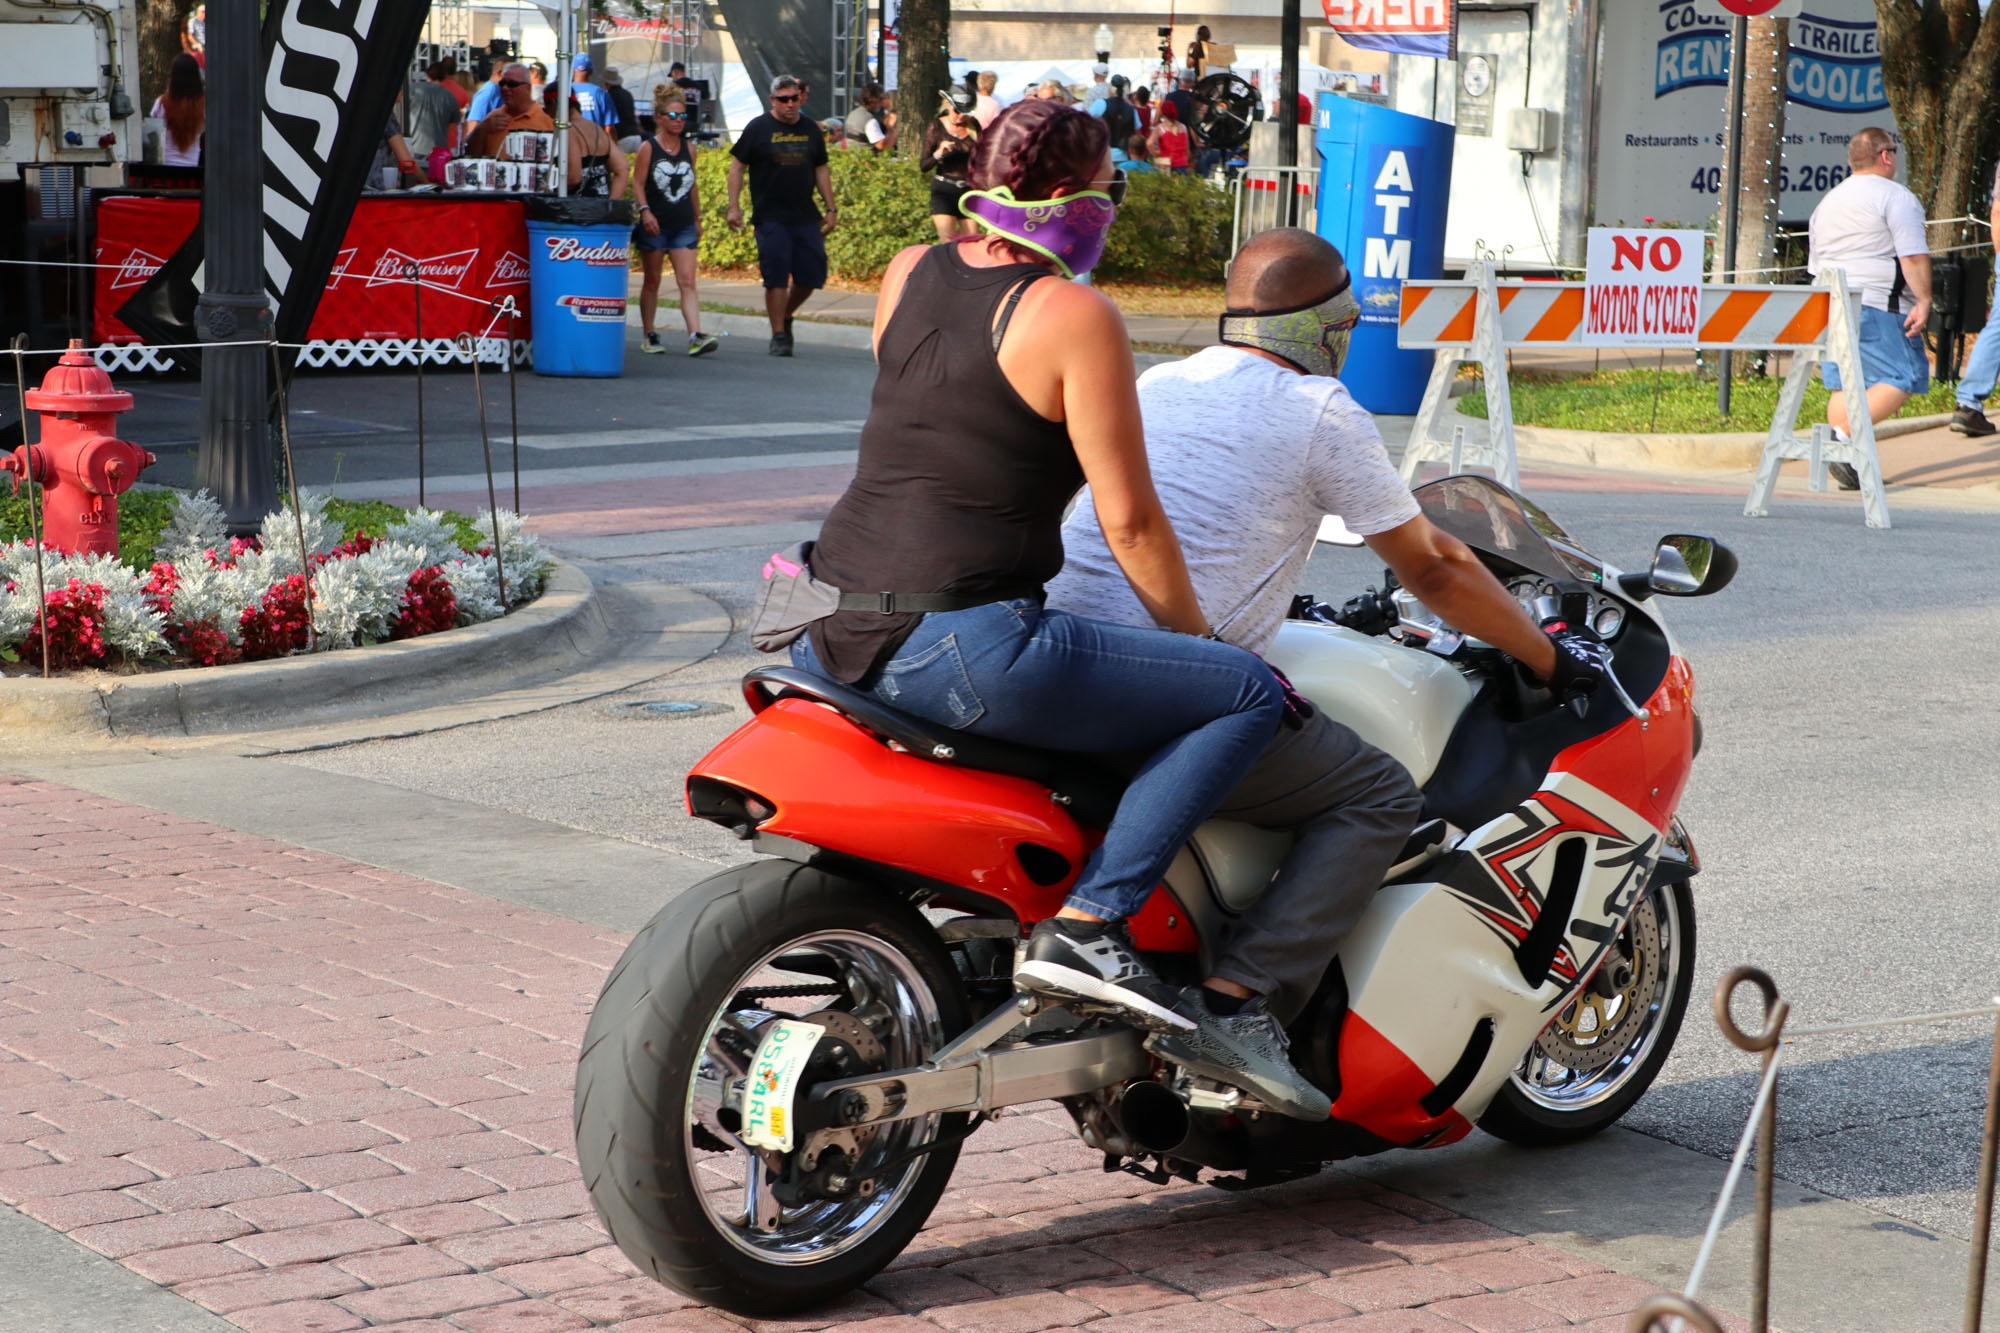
[
  {"xmin": 138, "ymin": 0, "xmax": 196, "ymax": 115},
  {"xmin": 895, "ymin": 0, "xmax": 948, "ymax": 160},
  {"xmin": 1874, "ymin": 0, "xmax": 2000, "ymax": 249},
  {"xmin": 1732, "ymin": 18, "xmax": 1788, "ymax": 283}
]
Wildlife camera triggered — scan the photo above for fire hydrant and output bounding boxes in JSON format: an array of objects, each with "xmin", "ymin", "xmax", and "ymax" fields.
[{"xmin": 4, "ymin": 339, "xmax": 155, "ymax": 559}]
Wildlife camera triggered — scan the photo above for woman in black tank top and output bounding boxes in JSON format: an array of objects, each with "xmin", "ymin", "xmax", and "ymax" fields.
[{"xmin": 792, "ymin": 100, "xmax": 1286, "ymax": 1040}]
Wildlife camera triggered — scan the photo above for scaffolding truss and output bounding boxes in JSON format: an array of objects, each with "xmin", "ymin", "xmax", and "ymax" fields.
[{"xmin": 832, "ymin": 0, "xmax": 867, "ymax": 117}]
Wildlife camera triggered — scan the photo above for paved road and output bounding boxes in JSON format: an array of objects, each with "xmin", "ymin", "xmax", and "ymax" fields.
[{"xmin": 7, "ymin": 331, "xmax": 2000, "ymax": 1329}]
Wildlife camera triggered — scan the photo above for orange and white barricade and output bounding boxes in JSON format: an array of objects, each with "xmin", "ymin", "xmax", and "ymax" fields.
[{"xmin": 1396, "ymin": 263, "xmax": 1889, "ymax": 528}]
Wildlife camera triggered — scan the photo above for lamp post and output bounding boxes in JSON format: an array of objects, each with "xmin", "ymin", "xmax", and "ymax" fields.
[
  {"xmin": 195, "ymin": 0, "xmax": 274, "ymax": 531},
  {"xmin": 1094, "ymin": 23, "xmax": 1114, "ymax": 64}
]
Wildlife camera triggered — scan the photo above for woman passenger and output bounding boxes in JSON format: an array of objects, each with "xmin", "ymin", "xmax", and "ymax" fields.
[{"xmin": 791, "ymin": 99, "xmax": 1292, "ymax": 1068}]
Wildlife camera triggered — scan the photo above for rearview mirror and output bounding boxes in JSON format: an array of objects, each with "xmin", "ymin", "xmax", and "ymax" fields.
[{"xmin": 1644, "ymin": 534, "xmax": 1737, "ymax": 597}]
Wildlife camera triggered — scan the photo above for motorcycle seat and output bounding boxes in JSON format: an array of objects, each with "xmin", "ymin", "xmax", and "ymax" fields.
[{"xmin": 743, "ymin": 666, "xmax": 1129, "ymax": 826}]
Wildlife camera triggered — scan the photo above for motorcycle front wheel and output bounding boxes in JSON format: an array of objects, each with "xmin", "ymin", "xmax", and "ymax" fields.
[
  {"xmin": 1478, "ymin": 877, "xmax": 1696, "ymax": 1146},
  {"xmin": 575, "ymin": 861, "xmax": 971, "ymax": 1316}
]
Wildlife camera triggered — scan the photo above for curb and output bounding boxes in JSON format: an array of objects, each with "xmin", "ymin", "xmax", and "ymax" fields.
[
  {"xmin": 0, "ymin": 561, "xmax": 610, "ymax": 743},
  {"xmin": 1452, "ymin": 409, "xmax": 1956, "ymax": 472}
]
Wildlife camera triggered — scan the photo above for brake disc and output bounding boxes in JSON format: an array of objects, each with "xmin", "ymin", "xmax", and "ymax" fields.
[{"xmin": 1534, "ymin": 895, "xmax": 1664, "ymax": 1077}]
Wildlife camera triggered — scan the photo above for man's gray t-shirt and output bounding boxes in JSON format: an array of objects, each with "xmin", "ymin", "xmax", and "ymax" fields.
[{"xmin": 1046, "ymin": 346, "xmax": 1421, "ymax": 654}]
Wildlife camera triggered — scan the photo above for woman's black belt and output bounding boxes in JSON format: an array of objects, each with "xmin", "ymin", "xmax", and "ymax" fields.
[{"xmin": 836, "ymin": 587, "xmax": 1037, "ymax": 614}]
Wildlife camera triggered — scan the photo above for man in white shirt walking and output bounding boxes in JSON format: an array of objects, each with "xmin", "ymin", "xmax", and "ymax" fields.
[
  {"xmin": 1807, "ymin": 126, "xmax": 1932, "ymax": 488},
  {"xmin": 1046, "ymin": 228, "xmax": 1610, "ymax": 1119}
]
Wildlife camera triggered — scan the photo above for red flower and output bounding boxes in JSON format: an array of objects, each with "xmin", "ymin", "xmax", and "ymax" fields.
[
  {"xmin": 23, "ymin": 579, "xmax": 109, "ymax": 671},
  {"xmin": 172, "ymin": 618, "xmax": 239, "ymax": 667},
  {"xmin": 392, "ymin": 565, "xmax": 458, "ymax": 640},
  {"xmin": 239, "ymin": 573, "xmax": 312, "ymax": 660},
  {"xmin": 145, "ymin": 561, "xmax": 179, "ymax": 616}
]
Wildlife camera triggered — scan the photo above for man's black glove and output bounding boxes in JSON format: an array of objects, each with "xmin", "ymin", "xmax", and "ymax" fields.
[{"xmin": 1536, "ymin": 622, "xmax": 1613, "ymax": 701}]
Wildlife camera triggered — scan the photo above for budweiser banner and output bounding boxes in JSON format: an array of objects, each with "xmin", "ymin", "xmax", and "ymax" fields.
[
  {"xmin": 97, "ymin": 196, "xmax": 533, "ymax": 346},
  {"xmin": 116, "ymin": 0, "xmax": 434, "ymax": 355},
  {"xmin": 1320, "ymin": 0, "xmax": 1457, "ymax": 60}
]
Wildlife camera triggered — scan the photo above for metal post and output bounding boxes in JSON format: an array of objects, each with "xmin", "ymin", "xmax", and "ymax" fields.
[
  {"xmin": 1279, "ymin": 0, "xmax": 1302, "ymax": 202},
  {"xmin": 10, "ymin": 338, "xmax": 49, "ymax": 676},
  {"xmin": 269, "ymin": 343, "xmax": 316, "ymax": 654},
  {"xmin": 1717, "ymin": 15, "xmax": 1747, "ymax": 418},
  {"xmin": 1967, "ymin": 1000, "xmax": 2000, "ymax": 1333},
  {"xmin": 1714, "ymin": 966, "xmax": 1789, "ymax": 1333},
  {"xmin": 410, "ymin": 263, "xmax": 426, "ymax": 508},
  {"xmin": 462, "ymin": 334, "xmax": 508, "ymax": 609},
  {"xmin": 506, "ymin": 304, "xmax": 521, "ymax": 513},
  {"xmin": 195, "ymin": 0, "xmax": 276, "ymax": 533},
  {"xmin": 556, "ymin": 0, "xmax": 574, "ymax": 198}
]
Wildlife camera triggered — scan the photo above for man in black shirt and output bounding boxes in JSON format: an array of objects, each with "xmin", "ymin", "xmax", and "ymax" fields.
[
  {"xmin": 1098, "ymin": 75, "xmax": 1136, "ymax": 153},
  {"xmin": 727, "ymin": 74, "xmax": 838, "ymax": 357},
  {"xmin": 601, "ymin": 66, "xmax": 641, "ymax": 152}
]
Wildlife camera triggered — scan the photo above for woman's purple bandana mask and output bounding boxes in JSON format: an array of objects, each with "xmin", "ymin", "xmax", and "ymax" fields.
[{"xmin": 959, "ymin": 187, "xmax": 1118, "ymax": 280}]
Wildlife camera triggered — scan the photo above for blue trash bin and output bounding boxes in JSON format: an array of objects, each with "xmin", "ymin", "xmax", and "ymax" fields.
[
  {"xmin": 525, "ymin": 197, "xmax": 634, "ymax": 377},
  {"xmin": 1314, "ymin": 95, "xmax": 1454, "ymax": 415}
]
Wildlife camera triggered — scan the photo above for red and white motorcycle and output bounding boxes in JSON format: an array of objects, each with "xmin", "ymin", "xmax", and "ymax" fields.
[{"xmin": 574, "ymin": 475, "xmax": 1736, "ymax": 1315}]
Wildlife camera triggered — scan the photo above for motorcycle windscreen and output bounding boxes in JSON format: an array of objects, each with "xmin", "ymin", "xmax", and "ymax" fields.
[{"xmin": 1414, "ymin": 475, "xmax": 1602, "ymax": 584}]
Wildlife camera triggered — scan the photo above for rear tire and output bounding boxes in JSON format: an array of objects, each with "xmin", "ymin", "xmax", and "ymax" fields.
[
  {"xmin": 575, "ymin": 861, "xmax": 970, "ymax": 1315},
  {"xmin": 1479, "ymin": 878, "xmax": 1696, "ymax": 1147}
]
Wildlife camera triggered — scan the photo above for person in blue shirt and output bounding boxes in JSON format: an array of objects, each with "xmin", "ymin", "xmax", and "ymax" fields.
[
  {"xmin": 570, "ymin": 54, "xmax": 614, "ymax": 127},
  {"xmin": 468, "ymin": 60, "xmax": 505, "ymax": 124}
]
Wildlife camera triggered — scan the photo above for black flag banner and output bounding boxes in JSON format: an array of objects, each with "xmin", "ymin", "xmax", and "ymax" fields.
[
  {"xmin": 261, "ymin": 0, "xmax": 433, "ymax": 345},
  {"xmin": 116, "ymin": 0, "xmax": 432, "ymax": 357}
]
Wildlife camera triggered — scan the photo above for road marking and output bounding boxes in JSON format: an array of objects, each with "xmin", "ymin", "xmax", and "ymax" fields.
[
  {"xmin": 331, "ymin": 449, "xmax": 860, "ymax": 501},
  {"xmin": 514, "ymin": 420, "xmax": 866, "ymax": 451}
]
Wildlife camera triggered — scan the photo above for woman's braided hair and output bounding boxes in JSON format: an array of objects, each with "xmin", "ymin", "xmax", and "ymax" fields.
[{"xmin": 967, "ymin": 99, "xmax": 1108, "ymax": 200}]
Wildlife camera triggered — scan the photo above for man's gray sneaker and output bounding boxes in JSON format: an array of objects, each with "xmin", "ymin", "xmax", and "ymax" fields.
[
  {"xmin": 1951, "ymin": 405, "xmax": 1996, "ymax": 438},
  {"xmin": 1014, "ymin": 919, "xmax": 1194, "ymax": 1034},
  {"xmin": 1145, "ymin": 986, "xmax": 1334, "ymax": 1121}
]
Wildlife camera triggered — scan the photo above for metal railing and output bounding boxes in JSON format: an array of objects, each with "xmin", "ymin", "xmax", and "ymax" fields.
[
  {"xmin": 1628, "ymin": 968, "xmax": 2000, "ymax": 1333},
  {"xmin": 1229, "ymin": 167, "xmax": 1319, "ymax": 267}
]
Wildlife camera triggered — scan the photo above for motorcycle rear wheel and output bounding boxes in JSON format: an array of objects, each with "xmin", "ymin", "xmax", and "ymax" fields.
[
  {"xmin": 574, "ymin": 861, "xmax": 971, "ymax": 1315},
  {"xmin": 1479, "ymin": 878, "xmax": 1696, "ymax": 1146}
]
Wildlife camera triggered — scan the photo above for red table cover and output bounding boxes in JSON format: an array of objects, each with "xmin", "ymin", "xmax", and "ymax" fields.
[{"xmin": 92, "ymin": 194, "xmax": 535, "ymax": 344}]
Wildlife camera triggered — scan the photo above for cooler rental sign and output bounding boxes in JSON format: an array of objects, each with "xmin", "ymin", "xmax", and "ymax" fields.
[
  {"xmin": 1595, "ymin": 0, "xmax": 1896, "ymax": 228},
  {"xmin": 1582, "ymin": 227, "xmax": 1704, "ymax": 347}
]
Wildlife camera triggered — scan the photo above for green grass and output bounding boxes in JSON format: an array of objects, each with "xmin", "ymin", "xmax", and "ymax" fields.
[
  {"xmin": 1459, "ymin": 367, "xmax": 1960, "ymax": 435},
  {"xmin": 0, "ymin": 490, "xmax": 480, "ymax": 571}
]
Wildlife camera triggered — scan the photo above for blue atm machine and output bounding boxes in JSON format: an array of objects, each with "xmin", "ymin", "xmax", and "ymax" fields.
[{"xmin": 1314, "ymin": 95, "xmax": 1454, "ymax": 415}]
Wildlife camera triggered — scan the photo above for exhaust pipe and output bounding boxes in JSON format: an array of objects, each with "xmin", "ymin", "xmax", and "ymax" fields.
[{"xmin": 1112, "ymin": 1078, "xmax": 1191, "ymax": 1154}]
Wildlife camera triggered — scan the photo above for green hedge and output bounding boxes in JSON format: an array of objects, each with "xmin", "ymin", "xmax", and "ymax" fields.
[{"xmin": 689, "ymin": 148, "xmax": 1226, "ymax": 282}]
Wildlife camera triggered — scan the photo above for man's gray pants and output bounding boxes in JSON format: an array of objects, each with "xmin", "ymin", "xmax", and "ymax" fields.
[{"xmin": 1208, "ymin": 708, "xmax": 1424, "ymax": 1024}]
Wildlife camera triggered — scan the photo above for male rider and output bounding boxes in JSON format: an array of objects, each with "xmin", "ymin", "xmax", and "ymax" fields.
[{"xmin": 1045, "ymin": 227, "xmax": 1610, "ymax": 1119}]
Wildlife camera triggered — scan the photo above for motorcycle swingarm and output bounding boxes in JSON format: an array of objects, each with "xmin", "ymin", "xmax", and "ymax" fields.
[{"xmin": 799, "ymin": 996, "xmax": 1147, "ymax": 1132}]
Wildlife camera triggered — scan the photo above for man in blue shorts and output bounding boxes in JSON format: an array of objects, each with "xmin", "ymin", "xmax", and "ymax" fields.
[
  {"xmin": 1806, "ymin": 126, "xmax": 1932, "ymax": 489},
  {"xmin": 725, "ymin": 75, "xmax": 838, "ymax": 357}
]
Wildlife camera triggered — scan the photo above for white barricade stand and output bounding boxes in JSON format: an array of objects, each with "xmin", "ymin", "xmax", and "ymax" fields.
[
  {"xmin": 1395, "ymin": 267, "xmax": 1888, "ymax": 527},
  {"xmin": 1399, "ymin": 261, "xmax": 1521, "ymax": 489},
  {"xmin": 1743, "ymin": 267, "xmax": 1890, "ymax": 529}
]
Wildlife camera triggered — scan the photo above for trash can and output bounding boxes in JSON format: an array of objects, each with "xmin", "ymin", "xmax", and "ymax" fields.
[
  {"xmin": 1314, "ymin": 95, "xmax": 1454, "ymax": 415},
  {"xmin": 525, "ymin": 197, "xmax": 634, "ymax": 377}
]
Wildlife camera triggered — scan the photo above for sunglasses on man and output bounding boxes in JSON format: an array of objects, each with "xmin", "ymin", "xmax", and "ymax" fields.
[
  {"xmin": 500, "ymin": 77, "xmax": 529, "ymax": 88},
  {"xmin": 772, "ymin": 93, "xmax": 801, "ymax": 104}
]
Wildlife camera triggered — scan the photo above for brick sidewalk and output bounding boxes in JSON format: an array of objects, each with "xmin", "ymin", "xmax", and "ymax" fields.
[{"xmin": 0, "ymin": 777, "xmax": 1722, "ymax": 1333}]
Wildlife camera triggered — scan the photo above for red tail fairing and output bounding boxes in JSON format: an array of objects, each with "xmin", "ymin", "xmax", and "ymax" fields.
[{"xmin": 689, "ymin": 699, "xmax": 1199, "ymax": 951}]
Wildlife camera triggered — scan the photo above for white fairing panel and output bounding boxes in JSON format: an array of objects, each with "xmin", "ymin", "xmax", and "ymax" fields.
[
  {"xmin": 1266, "ymin": 621, "xmax": 1474, "ymax": 785},
  {"xmin": 1339, "ymin": 774, "xmax": 1666, "ymax": 1125}
]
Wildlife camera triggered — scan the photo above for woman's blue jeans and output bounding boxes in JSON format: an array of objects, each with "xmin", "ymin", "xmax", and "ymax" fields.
[{"xmin": 792, "ymin": 599, "xmax": 1282, "ymax": 920}]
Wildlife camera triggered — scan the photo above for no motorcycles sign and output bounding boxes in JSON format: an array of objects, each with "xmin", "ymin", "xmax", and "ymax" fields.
[{"xmin": 1582, "ymin": 227, "xmax": 1705, "ymax": 348}]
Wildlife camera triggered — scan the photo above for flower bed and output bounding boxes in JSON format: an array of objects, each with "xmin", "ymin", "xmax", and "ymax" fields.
[{"xmin": 0, "ymin": 491, "xmax": 554, "ymax": 673}]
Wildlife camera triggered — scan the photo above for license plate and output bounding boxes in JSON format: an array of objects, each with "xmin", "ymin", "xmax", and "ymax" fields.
[{"xmin": 740, "ymin": 1018, "xmax": 826, "ymax": 1152}]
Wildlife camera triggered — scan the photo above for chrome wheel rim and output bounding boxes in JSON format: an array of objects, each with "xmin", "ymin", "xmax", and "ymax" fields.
[
  {"xmin": 1510, "ymin": 883, "xmax": 1682, "ymax": 1112},
  {"xmin": 684, "ymin": 929, "xmax": 947, "ymax": 1265}
]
